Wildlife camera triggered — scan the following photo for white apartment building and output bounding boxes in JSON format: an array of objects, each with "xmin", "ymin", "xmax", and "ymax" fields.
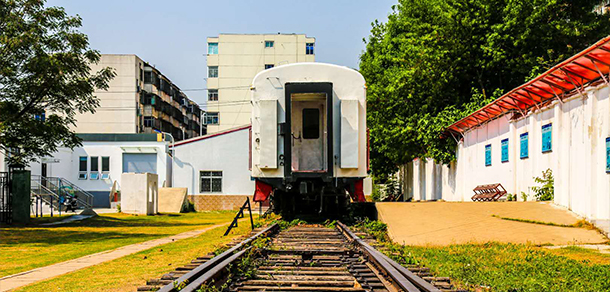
[{"xmin": 205, "ymin": 34, "xmax": 316, "ymax": 133}]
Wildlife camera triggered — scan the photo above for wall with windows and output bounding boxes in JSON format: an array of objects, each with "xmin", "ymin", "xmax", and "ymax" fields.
[
  {"xmin": 205, "ymin": 34, "xmax": 315, "ymax": 133},
  {"xmin": 402, "ymin": 82, "xmax": 610, "ymax": 232},
  {"xmin": 172, "ymin": 125, "xmax": 253, "ymax": 197},
  {"xmin": 29, "ymin": 139, "xmax": 170, "ymax": 207}
]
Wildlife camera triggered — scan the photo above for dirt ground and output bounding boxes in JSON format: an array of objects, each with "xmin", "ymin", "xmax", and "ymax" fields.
[{"xmin": 376, "ymin": 201, "xmax": 609, "ymax": 246}]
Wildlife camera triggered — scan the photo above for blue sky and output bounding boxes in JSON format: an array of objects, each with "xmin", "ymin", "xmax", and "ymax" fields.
[{"xmin": 46, "ymin": 0, "xmax": 397, "ymax": 104}]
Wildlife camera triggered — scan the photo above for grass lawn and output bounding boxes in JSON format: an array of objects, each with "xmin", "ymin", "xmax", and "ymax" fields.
[
  {"xmin": 0, "ymin": 211, "xmax": 241, "ymax": 277},
  {"xmin": 13, "ymin": 222, "xmax": 254, "ymax": 292},
  {"xmin": 389, "ymin": 243, "xmax": 610, "ymax": 291}
]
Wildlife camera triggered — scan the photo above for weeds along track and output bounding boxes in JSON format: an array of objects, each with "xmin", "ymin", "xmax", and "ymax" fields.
[{"xmin": 137, "ymin": 222, "xmax": 465, "ymax": 292}]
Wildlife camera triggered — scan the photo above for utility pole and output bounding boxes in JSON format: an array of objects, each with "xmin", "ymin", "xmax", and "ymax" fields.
[{"xmin": 154, "ymin": 129, "xmax": 174, "ymax": 187}]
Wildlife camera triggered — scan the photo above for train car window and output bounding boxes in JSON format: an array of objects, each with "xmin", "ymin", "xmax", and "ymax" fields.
[{"xmin": 302, "ymin": 108, "xmax": 320, "ymax": 139}]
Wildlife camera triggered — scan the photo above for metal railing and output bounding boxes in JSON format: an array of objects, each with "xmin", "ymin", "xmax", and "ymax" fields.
[
  {"xmin": 0, "ymin": 172, "xmax": 11, "ymax": 224},
  {"xmin": 31, "ymin": 175, "xmax": 94, "ymax": 210},
  {"xmin": 31, "ymin": 179, "xmax": 62, "ymax": 216}
]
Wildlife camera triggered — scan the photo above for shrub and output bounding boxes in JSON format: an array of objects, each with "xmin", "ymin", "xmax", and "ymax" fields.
[{"xmin": 532, "ymin": 169, "xmax": 554, "ymax": 201}]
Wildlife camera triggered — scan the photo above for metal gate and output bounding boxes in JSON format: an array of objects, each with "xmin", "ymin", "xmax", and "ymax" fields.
[{"xmin": 0, "ymin": 172, "xmax": 12, "ymax": 224}]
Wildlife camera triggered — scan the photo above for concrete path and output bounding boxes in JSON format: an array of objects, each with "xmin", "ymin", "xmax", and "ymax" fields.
[
  {"xmin": 376, "ymin": 201, "xmax": 608, "ymax": 246},
  {"xmin": 0, "ymin": 222, "xmax": 230, "ymax": 291}
]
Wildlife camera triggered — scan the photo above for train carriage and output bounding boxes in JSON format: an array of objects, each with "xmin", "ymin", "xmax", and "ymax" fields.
[{"xmin": 250, "ymin": 63, "xmax": 368, "ymax": 215}]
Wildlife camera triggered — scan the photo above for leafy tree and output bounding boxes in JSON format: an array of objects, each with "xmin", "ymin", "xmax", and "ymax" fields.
[
  {"xmin": 361, "ymin": 0, "xmax": 610, "ymax": 179},
  {"xmin": 0, "ymin": 0, "xmax": 114, "ymax": 166}
]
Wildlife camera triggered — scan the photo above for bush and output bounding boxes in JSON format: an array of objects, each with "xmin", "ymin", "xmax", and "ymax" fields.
[{"xmin": 532, "ymin": 169, "xmax": 554, "ymax": 201}]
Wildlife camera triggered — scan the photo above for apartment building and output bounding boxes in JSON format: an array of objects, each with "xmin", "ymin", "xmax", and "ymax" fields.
[
  {"xmin": 75, "ymin": 54, "xmax": 203, "ymax": 141},
  {"xmin": 205, "ymin": 34, "xmax": 315, "ymax": 133}
]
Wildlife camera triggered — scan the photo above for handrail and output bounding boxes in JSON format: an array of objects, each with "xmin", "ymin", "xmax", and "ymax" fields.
[
  {"xmin": 31, "ymin": 175, "xmax": 94, "ymax": 209},
  {"xmin": 30, "ymin": 179, "xmax": 61, "ymax": 213}
]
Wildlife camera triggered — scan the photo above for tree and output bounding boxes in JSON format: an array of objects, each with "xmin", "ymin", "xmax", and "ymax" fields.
[
  {"xmin": 0, "ymin": 0, "xmax": 114, "ymax": 166},
  {"xmin": 361, "ymin": 0, "xmax": 610, "ymax": 179}
]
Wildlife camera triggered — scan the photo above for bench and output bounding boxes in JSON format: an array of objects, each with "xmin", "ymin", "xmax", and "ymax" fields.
[{"xmin": 472, "ymin": 183, "xmax": 507, "ymax": 201}]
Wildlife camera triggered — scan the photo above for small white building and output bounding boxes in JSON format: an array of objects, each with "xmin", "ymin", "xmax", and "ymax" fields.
[
  {"xmin": 172, "ymin": 125, "xmax": 255, "ymax": 210},
  {"xmin": 402, "ymin": 36, "xmax": 610, "ymax": 234},
  {"xmin": 29, "ymin": 133, "xmax": 171, "ymax": 207}
]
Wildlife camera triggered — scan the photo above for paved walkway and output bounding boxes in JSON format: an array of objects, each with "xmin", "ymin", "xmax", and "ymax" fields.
[
  {"xmin": 0, "ymin": 222, "xmax": 230, "ymax": 291},
  {"xmin": 376, "ymin": 201, "xmax": 609, "ymax": 246}
]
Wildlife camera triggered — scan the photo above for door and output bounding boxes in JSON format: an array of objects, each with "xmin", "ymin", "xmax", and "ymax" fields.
[
  {"xmin": 291, "ymin": 93, "xmax": 327, "ymax": 172},
  {"xmin": 122, "ymin": 153, "xmax": 157, "ymax": 174}
]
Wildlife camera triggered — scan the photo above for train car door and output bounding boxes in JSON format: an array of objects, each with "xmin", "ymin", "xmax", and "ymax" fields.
[{"xmin": 290, "ymin": 93, "xmax": 327, "ymax": 172}]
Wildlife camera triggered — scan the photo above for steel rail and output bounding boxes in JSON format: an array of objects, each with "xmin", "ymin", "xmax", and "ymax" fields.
[
  {"xmin": 337, "ymin": 221, "xmax": 442, "ymax": 292},
  {"xmin": 157, "ymin": 223, "xmax": 279, "ymax": 292},
  {"xmin": 181, "ymin": 247, "xmax": 251, "ymax": 292}
]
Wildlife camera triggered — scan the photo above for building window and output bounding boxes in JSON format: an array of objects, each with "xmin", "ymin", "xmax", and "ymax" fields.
[
  {"xmin": 34, "ymin": 112, "xmax": 45, "ymax": 122},
  {"xmin": 542, "ymin": 123, "xmax": 552, "ymax": 153},
  {"xmin": 501, "ymin": 138, "xmax": 509, "ymax": 163},
  {"xmin": 102, "ymin": 157, "xmax": 110, "ymax": 179},
  {"xmin": 144, "ymin": 116, "xmax": 155, "ymax": 128},
  {"xmin": 208, "ymin": 66, "xmax": 218, "ymax": 78},
  {"xmin": 200, "ymin": 171, "xmax": 222, "ymax": 193},
  {"xmin": 90, "ymin": 156, "xmax": 99, "ymax": 180},
  {"xmin": 302, "ymin": 108, "xmax": 320, "ymax": 139},
  {"xmin": 265, "ymin": 41, "xmax": 274, "ymax": 48},
  {"xmin": 208, "ymin": 42, "xmax": 218, "ymax": 54},
  {"xmin": 306, "ymin": 43, "xmax": 314, "ymax": 55},
  {"xmin": 79, "ymin": 156, "xmax": 87, "ymax": 179},
  {"xmin": 520, "ymin": 132, "xmax": 529, "ymax": 159},
  {"xmin": 204, "ymin": 112, "xmax": 219, "ymax": 125},
  {"xmin": 265, "ymin": 64, "xmax": 274, "ymax": 70},
  {"xmin": 485, "ymin": 144, "xmax": 492, "ymax": 166},
  {"xmin": 208, "ymin": 89, "xmax": 219, "ymax": 101}
]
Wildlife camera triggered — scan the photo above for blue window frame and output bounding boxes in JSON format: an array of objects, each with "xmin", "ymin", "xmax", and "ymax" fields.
[
  {"xmin": 606, "ymin": 137, "xmax": 610, "ymax": 173},
  {"xmin": 208, "ymin": 43, "xmax": 218, "ymax": 54},
  {"xmin": 501, "ymin": 138, "xmax": 509, "ymax": 163},
  {"xmin": 485, "ymin": 144, "xmax": 492, "ymax": 166},
  {"xmin": 520, "ymin": 133, "xmax": 529, "ymax": 159},
  {"xmin": 306, "ymin": 43, "xmax": 314, "ymax": 55},
  {"xmin": 542, "ymin": 123, "xmax": 552, "ymax": 153},
  {"xmin": 265, "ymin": 41, "xmax": 274, "ymax": 48}
]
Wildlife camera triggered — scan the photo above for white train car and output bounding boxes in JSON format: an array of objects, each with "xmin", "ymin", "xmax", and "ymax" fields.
[{"xmin": 250, "ymin": 63, "xmax": 368, "ymax": 215}]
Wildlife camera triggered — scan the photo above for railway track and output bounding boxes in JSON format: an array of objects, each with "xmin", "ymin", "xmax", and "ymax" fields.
[{"xmin": 137, "ymin": 222, "xmax": 466, "ymax": 292}]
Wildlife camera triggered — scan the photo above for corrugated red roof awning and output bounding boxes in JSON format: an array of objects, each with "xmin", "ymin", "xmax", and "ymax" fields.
[{"xmin": 447, "ymin": 35, "xmax": 610, "ymax": 134}]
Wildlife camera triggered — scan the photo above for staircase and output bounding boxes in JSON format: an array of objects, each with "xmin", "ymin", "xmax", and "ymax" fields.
[{"xmin": 31, "ymin": 175, "xmax": 94, "ymax": 215}]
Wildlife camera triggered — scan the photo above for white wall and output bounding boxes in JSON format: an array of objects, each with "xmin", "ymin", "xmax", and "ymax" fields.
[
  {"xmin": 403, "ymin": 82, "xmax": 610, "ymax": 230},
  {"xmin": 30, "ymin": 140, "xmax": 169, "ymax": 207},
  {"xmin": 173, "ymin": 127, "xmax": 254, "ymax": 196}
]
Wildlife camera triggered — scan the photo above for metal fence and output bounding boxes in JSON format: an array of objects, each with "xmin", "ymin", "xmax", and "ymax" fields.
[{"xmin": 0, "ymin": 172, "xmax": 12, "ymax": 224}]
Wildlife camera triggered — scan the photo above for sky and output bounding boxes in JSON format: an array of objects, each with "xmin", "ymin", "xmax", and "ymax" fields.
[{"xmin": 46, "ymin": 0, "xmax": 397, "ymax": 104}]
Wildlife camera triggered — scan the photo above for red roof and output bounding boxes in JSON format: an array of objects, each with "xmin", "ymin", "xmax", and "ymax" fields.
[
  {"xmin": 448, "ymin": 35, "xmax": 610, "ymax": 134},
  {"xmin": 173, "ymin": 124, "xmax": 251, "ymax": 147}
]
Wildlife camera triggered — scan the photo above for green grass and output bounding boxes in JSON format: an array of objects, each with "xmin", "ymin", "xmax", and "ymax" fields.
[
  {"xmin": 13, "ymin": 222, "xmax": 255, "ymax": 292},
  {"xmin": 389, "ymin": 243, "xmax": 610, "ymax": 292},
  {"xmin": 0, "ymin": 211, "xmax": 240, "ymax": 277}
]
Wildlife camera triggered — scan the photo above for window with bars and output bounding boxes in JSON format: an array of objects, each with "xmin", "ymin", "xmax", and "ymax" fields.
[
  {"xmin": 208, "ymin": 66, "xmax": 218, "ymax": 78},
  {"xmin": 200, "ymin": 171, "xmax": 222, "ymax": 193},
  {"xmin": 208, "ymin": 89, "xmax": 219, "ymax": 101}
]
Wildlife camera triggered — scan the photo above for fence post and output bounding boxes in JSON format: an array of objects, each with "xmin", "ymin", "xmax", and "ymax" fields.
[{"xmin": 11, "ymin": 170, "xmax": 31, "ymax": 224}]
